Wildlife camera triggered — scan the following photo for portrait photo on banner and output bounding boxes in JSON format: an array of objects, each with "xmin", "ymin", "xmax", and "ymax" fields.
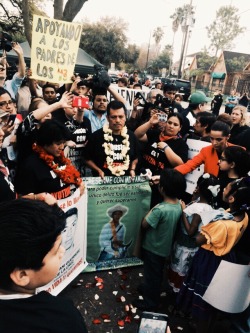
[{"xmin": 84, "ymin": 177, "xmax": 151, "ymax": 271}]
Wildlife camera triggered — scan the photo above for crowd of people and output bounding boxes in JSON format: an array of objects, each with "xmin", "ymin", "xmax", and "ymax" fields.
[{"xmin": 0, "ymin": 42, "xmax": 250, "ymax": 333}]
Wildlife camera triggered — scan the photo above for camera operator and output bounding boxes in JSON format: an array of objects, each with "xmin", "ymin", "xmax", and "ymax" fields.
[
  {"xmin": 162, "ymin": 83, "xmax": 184, "ymax": 114},
  {"xmin": 0, "ymin": 39, "xmax": 26, "ymax": 99},
  {"xmin": 127, "ymin": 88, "xmax": 163, "ymax": 131}
]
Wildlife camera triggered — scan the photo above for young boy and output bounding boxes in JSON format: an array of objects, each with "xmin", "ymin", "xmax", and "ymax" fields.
[
  {"xmin": 133, "ymin": 168, "xmax": 186, "ymax": 311},
  {"xmin": 0, "ymin": 199, "xmax": 88, "ymax": 333}
]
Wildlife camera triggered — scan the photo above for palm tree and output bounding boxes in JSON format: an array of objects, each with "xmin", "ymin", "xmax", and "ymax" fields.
[{"xmin": 153, "ymin": 27, "xmax": 164, "ymax": 57}]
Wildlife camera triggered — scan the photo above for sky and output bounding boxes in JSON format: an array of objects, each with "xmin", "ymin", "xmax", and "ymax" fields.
[{"xmin": 73, "ymin": 0, "xmax": 250, "ymax": 63}]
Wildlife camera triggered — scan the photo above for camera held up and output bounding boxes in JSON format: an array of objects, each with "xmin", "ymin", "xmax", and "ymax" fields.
[
  {"xmin": 78, "ymin": 65, "xmax": 111, "ymax": 94},
  {"xmin": 0, "ymin": 32, "xmax": 13, "ymax": 52}
]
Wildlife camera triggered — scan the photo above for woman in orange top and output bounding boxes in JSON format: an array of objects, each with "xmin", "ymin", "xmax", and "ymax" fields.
[
  {"xmin": 176, "ymin": 177, "xmax": 250, "ymax": 333},
  {"xmin": 175, "ymin": 121, "xmax": 236, "ymax": 177}
]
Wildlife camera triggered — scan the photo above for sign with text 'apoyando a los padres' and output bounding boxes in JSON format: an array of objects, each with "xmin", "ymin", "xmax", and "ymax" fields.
[{"xmin": 31, "ymin": 15, "xmax": 82, "ymax": 83}]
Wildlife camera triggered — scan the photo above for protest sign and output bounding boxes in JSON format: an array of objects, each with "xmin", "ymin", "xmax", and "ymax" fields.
[
  {"xmin": 203, "ymin": 260, "xmax": 250, "ymax": 313},
  {"xmin": 37, "ymin": 189, "xmax": 88, "ymax": 295},
  {"xmin": 185, "ymin": 139, "xmax": 211, "ymax": 194},
  {"xmin": 107, "ymin": 86, "xmax": 149, "ymax": 113},
  {"xmin": 31, "ymin": 15, "xmax": 82, "ymax": 83},
  {"xmin": 83, "ymin": 176, "xmax": 151, "ymax": 271}
]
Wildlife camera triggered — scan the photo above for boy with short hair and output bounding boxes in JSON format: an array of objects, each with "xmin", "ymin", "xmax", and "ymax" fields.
[
  {"xmin": 133, "ymin": 168, "xmax": 186, "ymax": 311},
  {"xmin": 0, "ymin": 199, "xmax": 88, "ymax": 333}
]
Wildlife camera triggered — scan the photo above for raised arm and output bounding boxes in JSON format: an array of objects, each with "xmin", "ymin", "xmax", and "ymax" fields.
[
  {"xmin": 134, "ymin": 113, "xmax": 159, "ymax": 142},
  {"xmin": 108, "ymin": 85, "xmax": 126, "ymax": 105},
  {"xmin": 32, "ymin": 91, "xmax": 73, "ymax": 121},
  {"xmin": 12, "ymin": 42, "xmax": 26, "ymax": 78}
]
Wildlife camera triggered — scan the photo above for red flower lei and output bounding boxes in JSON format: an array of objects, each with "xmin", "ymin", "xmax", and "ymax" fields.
[{"xmin": 32, "ymin": 143, "xmax": 82, "ymax": 186}]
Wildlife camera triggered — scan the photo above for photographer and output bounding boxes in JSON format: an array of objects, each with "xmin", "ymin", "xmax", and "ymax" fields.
[
  {"xmin": 52, "ymin": 94, "xmax": 92, "ymax": 177},
  {"xmin": 0, "ymin": 38, "xmax": 26, "ymax": 99},
  {"xmin": 127, "ymin": 88, "xmax": 163, "ymax": 131},
  {"xmin": 162, "ymin": 83, "xmax": 184, "ymax": 114},
  {"xmin": 135, "ymin": 112, "xmax": 188, "ymax": 207}
]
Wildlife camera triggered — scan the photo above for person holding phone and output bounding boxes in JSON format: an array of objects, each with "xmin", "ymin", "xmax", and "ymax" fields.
[
  {"xmin": 52, "ymin": 95, "xmax": 92, "ymax": 177},
  {"xmin": 135, "ymin": 112, "xmax": 188, "ymax": 207}
]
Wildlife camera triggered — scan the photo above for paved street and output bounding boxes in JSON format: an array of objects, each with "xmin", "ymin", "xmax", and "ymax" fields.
[{"xmin": 61, "ymin": 265, "xmax": 231, "ymax": 333}]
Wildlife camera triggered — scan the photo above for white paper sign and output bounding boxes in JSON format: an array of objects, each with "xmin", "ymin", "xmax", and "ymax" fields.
[
  {"xmin": 203, "ymin": 260, "xmax": 250, "ymax": 313},
  {"xmin": 185, "ymin": 139, "xmax": 211, "ymax": 194},
  {"xmin": 37, "ymin": 189, "xmax": 88, "ymax": 295}
]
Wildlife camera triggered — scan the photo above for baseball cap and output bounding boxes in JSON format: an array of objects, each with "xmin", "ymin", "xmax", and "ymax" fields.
[
  {"xmin": 189, "ymin": 91, "xmax": 211, "ymax": 104},
  {"xmin": 0, "ymin": 109, "xmax": 9, "ymax": 118}
]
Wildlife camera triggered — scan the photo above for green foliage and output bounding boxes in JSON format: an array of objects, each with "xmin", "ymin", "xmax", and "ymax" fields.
[
  {"xmin": 225, "ymin": 56, "xmax": 250, "ymax": 72},
  {"xmin": 190, "ymin": 69, "xmax": 205, "ymax": 77},
  {"xmin": 148, "ymin": 45, "xmax": 171, "ymax": 74},
  {"xmin": 196, "ymin": 48, "xmax": 216, "ymax": 70},
  {"xmin": 0, "ymin": 0, "xmax": 47, "ymax": 40},
  {"xmin": 206, "ymin": 6, "xmax": 246, "ymax": 56},
  {"xmin": 153, "ymin": 27, "xmax": 164, "ymax": 45},
  {"xmin": 80, "ymin": 17, "xmax": 139, "ymax": 67}
]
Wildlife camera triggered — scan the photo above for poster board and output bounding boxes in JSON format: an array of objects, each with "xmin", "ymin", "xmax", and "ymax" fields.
[
  {"xmin": 185, "ymin": 139, "xmax": 211, "ymax": 194},
  {"xmin": 37, "ymin": 189, "xmax": 87, "ymax": 295},
  {"xmin": 203, "ymin": 260, "xmax": 250, "ymax": 313},
  {"xmin": 107, "ymin": 86, "xmax": 149, "ymax": 113},
  {"xmin": 30, "ymin": 15, "xmax": 82, "ymax": 83}
]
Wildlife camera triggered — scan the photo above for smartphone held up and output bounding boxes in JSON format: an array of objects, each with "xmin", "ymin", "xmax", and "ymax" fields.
[
  {"xmin": 137, "ymin": 312, "xmax": 169, "ymax": 333},
  {"xmin": 72, "ymin": 96, "xmax": 90, "ymax": 109}
]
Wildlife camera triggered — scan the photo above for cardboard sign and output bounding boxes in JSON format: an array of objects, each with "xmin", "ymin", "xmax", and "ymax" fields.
[{"xmin": 31, "ymin": 15, "xmax": 82, "ymax": 83}]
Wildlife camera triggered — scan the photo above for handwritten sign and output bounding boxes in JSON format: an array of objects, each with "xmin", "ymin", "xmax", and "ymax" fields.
[{"xmin": 31, "ymin": 15, "xmax": 82, "ymax": 83}]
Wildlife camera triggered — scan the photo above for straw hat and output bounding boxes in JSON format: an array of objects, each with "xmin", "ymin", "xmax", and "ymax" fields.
[{"xmin": 107, "ymin": 204, "xmax": 128, "ymax": 218}]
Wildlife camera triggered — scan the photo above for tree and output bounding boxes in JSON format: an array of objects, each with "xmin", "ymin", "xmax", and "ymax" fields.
[
  {"xmin": 152, "ymin": 27, "xmax": 164, "ymax": 57},
  {"xmin": 80, "ymin": 17, "xmax": 129, "ymax": 67},
  {"xmin": 190, "ymin": 48, "xmax": 215, "ymax": 78},
  {"xmin": 149, "ymin": 45, "xmax": 171, "ymax": 75},
  {"xmin": 226, "ymin": 56, "xmax": 250, "ymax": 72},
  {"xmin": 0, "ymin": 0, "xmax": 89, "ymax": 45},
  {"xmin": 206, "ymin": 6, "xmax": 246, "ymax": 57}
]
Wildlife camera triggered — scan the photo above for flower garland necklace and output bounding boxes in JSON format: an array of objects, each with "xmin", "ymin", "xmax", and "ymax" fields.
[
  {"xmin": 32, "ymin": 143, "xmax": 82, "ymax": 186},
  {"xmin": 102, "ymin": 124, "xmax": 130, "ymax": 176}
]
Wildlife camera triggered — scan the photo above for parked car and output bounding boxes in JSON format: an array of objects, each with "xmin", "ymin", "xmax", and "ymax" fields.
[
  {"xmin": 109, "ymin": 74, "xmax": 119, "ymax": 83},
  {"xmin": 168, "ymin": 78, "xmax": 191, "ymax": 101},
  {"xmin": 159, "ymin": 77, "xmax": 191, "ymax": 101}
]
